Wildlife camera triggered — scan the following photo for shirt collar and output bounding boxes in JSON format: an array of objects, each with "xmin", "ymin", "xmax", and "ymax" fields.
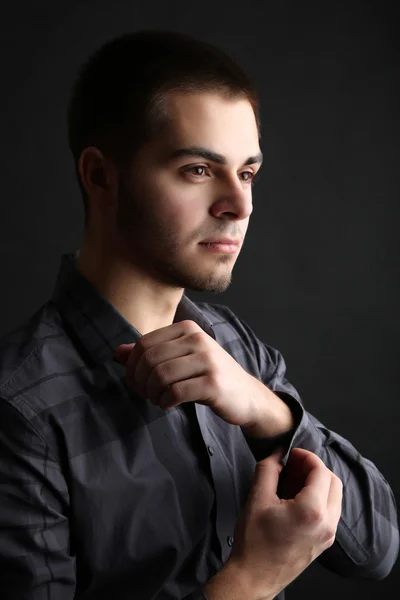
[{"xmin": 50, "ymin": 251, "xmax": 215, "ymax": 365}]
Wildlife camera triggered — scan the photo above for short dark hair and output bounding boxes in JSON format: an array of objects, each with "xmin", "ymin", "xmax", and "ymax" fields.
[{"xmin": 67, "ymin": 30, "xmax": 260, "ymax": 228}]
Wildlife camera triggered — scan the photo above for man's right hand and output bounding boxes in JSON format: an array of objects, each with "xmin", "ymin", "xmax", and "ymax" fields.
[{"xmin": 204, "ymin": 447, "xmax": 343, "ymax": 600}]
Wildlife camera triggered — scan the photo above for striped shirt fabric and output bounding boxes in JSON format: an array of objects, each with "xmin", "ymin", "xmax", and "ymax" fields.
[{"xmin": 0, "ymin": 250, "xmax": 398, "ymax": 599}]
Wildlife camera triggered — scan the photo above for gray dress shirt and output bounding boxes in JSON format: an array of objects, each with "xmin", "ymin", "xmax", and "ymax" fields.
[{"xmin": 0, "ymin": 251, "xmax": 398, "ymax": 599}]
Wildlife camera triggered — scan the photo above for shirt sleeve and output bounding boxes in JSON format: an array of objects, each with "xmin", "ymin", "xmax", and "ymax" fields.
[
  {"xmin": 0, "ymin": 398, "xmax": 76, "ymax": 599},
  {"xmin": 292, "ymin": 407, "xmax": 399, "ymax": 580},
  {"xmin": 223, "ymin": 309, "xmax": 399, "ymax": 582},
  {"xmin": 263, "ymin": 344, "xmax": 399, "ymax": 581}
]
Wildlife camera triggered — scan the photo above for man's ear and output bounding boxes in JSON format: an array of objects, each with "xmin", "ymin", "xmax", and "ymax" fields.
[{"xmin": 78, "ymin": 146, "xmax": 117, "ymax": 198}]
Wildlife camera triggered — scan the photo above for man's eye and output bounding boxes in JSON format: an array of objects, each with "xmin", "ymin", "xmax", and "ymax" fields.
[
  {"xmin": 184, "ymin": 165, "xmax": 208, "ymax": 177},
  {"xmin": 240, "ymin": 171, "xmax": 255, "ymax": 182}
]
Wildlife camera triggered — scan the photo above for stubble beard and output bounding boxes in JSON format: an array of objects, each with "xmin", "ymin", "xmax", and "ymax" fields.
[{"xmin": 116, "ymin": 182, "xmax": 233, "ymax": 294}]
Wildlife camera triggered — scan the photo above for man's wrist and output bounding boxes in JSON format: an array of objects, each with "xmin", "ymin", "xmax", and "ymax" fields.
[
  {"xmin": 203, "ymin": 559, "xmax": 276, "ymax": 600},
  {"xmin": 242, "ymin": 386, "xmax": 305, "ymax": 463},
  {"xmin": 242, "ymin": 379, "xmax": 295, "ymax": 439}
]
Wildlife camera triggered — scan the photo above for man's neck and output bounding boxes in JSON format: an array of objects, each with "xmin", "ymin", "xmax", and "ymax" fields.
[{"xmin": 76, "ymin": 246, "xmax": 184, "ymax": 336}]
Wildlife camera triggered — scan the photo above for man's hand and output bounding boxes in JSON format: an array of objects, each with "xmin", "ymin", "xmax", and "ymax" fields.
[
  {"xmin": 205, "ymin": 448, "xmax": 343, "ymax": 600},
  {"xmin": 114, "ymin": 319, "xmax": 292, "ymax": 434}
]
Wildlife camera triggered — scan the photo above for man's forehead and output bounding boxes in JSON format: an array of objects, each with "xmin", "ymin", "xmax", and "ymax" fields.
[
  {"xmin": 156, "ymin": 95, "xmax": 260, "ymax": 164},
  {"xmin": 164, "ymin": 91, "xmax": 258, "ymax": 133}
]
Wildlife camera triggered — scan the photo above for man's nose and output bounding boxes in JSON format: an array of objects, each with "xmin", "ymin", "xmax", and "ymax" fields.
[{"xmin": 210, "ymin": 179, "xmax": 253, "ymax": 221}]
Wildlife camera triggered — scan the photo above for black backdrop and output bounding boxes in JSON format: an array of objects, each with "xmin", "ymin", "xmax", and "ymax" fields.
[{"xmin": 1, "ymin": 1, "xmax": 399, "ymax": 597}]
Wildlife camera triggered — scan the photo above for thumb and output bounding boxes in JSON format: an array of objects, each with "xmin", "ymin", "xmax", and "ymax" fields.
[
  {"xmin": 114, "ymin": 343, "xmax": 136, "ymax": 364},
  {"xmin": 248, "ymin": 451, "xmax": 283, "ymax": 507}
]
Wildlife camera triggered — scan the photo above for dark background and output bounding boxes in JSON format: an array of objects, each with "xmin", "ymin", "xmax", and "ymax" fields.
[{"xmin": 1, "ymin": 0, "xmax": 399, "ymax": 597}]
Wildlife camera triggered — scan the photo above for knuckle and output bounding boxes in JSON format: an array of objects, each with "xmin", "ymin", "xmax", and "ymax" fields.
[
  {"xmin": 325, "ymin": 526, "xmax": 338, "ymax": 543},
  {"xmin": 154, "ymin": 362, "xmax": 168, "ymax": 383},
  {"xmin": 323, "ymin": 529, "xmax": 337, "ymax": 547},
  {"xmin": 138, "ymin": 338, "xmax": 151, "ymax": 353},
  {"xmin": 170, "ymin": 382, "xmax": 183, "ymax": 401},
  {"xmin": 301, "ymin": 506, "xmax": 325, "ymax": 526},
  {"xmin": 182, "ymin": 320, "xmax": 200, "ymax": 333},
  {"xmin": 143, "ymin": 347, "xmax": 157, "ymax": 367},
  {"xmin": 190, "ymin": 330, "xmax": 206, "ymax": 345}
]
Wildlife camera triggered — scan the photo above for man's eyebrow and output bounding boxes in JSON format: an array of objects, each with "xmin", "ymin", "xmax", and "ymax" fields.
[{"xmin": 168, "ymin": 147, "xmax": 263, "ymax": 166}]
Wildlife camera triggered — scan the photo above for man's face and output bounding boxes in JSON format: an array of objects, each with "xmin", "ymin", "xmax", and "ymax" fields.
[{"xmin": 115, "ymin": 91, "xmax": 262, "ymax": 293}]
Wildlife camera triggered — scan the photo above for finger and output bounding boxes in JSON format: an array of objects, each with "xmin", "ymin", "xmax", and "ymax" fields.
[
  {"xmin": 125, "ymin": 321, "xmax": 201, "ymax": 384},
  {"xmin": 158, "ymin": 374, "xmax": 214, "ymax": 410},
  {"xmin": 146, "ymin": 354, "xmax": 206, "ymax": 400},
  {"xmin": 247, "ymin": 453, "xmax": 283, "ymax": 507},
  {"xmin": 326, "ymin": 474, "xmax": 343, "ymax": 530},
  {"xmin": 286, "ymin": 447, "xmax": 323, "ymax": 473},
  {"xmin": 133, "ymin": 338, "xmax": 199, "ymax": 396},
  {"xmin": 278, "ymin": 447, "xmax": 321, "ymax": 498},
  {"xmin": 278, "ymin": 465, "xmax": 307, "ymax": 500},
  {"xmin": 293, "ymin": 456, "xmax": 332, "ymax": 518},
  {"xmin": 134, "ymin": 319, "xmax": 199, "ymax": 356},
  {"xmin": 114, "ymin": 343, "xmax": 136, "ymax": 365}
]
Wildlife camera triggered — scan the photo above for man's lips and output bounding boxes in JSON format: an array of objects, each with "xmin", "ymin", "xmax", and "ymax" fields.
[
  {"xmin": 200, "ymin": 238, "xmax": 240, "ymax": 246},
  {"xmin": 199, "ymin": 239, "xmax": 240, "ymax": 254}
]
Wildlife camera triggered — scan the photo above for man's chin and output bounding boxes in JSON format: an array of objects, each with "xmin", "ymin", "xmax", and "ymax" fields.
[
  {"xmin": 184, "ymin": 272, "xmax": 232, "ymax": 294},
  {"xmin": 152, "ymin": 257, "xmax": 233, "ymax": 293}
]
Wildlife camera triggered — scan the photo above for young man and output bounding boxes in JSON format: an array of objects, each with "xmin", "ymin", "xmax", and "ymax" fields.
[{"xmin": 0, "ymin": 31, "xmax": 398, "ymax": 600}]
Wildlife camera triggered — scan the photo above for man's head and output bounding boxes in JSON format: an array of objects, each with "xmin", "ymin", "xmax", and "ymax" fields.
[{"xmin": 68, "ymin": 31, "xmax": 262, "ymax": 293}]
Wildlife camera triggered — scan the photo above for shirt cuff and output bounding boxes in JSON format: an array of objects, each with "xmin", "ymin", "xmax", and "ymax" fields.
[{"xmin": 243, "ymin": 391, "xmax": 305, "ymax": 465}]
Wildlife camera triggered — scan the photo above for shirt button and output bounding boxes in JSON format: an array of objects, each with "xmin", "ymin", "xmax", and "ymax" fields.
[
  {"xmin": 207, "ymin": 445, "xmax": 214, "ymax": 456},
  {"xmin": 227, "ymin": 536, "xmax": 234, "ymax": 547}
]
